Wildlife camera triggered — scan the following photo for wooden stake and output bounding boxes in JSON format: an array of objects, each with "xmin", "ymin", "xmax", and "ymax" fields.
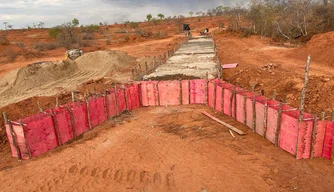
[
  {"xmin": 252, "ymin": 84, "xmax": 256, "ymax": 92},
  {"xmin": 37, "ymin": 102, "xmax": 43, "ymax": 112},
  {"xmin": 56, "ymin": 95, "xmax": 59, "ymax": 107},
  {"xmin": 263, "ymin": 100, "xmax": 268, "ymax": 138},
  {"xmin": 283, "ymin": 93, "xmax": 287, "ymax": 103},
  {"xmin": 233, "ymin": 85, "xmax": 237, "ymax": 120},
  {"xmin": 214, "ymin": 82, "xmax": 217, "ymax": 110},
  {"xmin": 243, "ymin": 95, "xmax": 247, "ymax": 125},
  {"xmin": 114, "ymin": 85, "xmax": 119, "ymax": 115},
  {"xmin": 272, "ymin": 90, "xmax": 277, "ymax": 100},
  {"xmin": 124, "ymin": 86, "xmax": 129, "ymax": 110},
  {"xmin": 51, "ymin": 109, "xmax": 62, "ymax": 146},
  {"xmin": 188, "ymin": 80, "xmax": 191, "ymax": 104},
  {"xmin": 332, "ymin": 109, "xmax": 334, "ymax": 121},
  {"xmin": 311, "ymin": 114, "xmax": 318, "ymax": 159},
  {"xmin": 179, "ymin": 80, "xmax": 183, "ymax": 105},
  {"xmin": 296, "ymin": 56, "xmax": 311, "ymax": 158},
  {"xmin": 132, "ymin": 69, "xmax": 135, "ymax": 79},
  {"xmin": 3, "ymin": 112, "xmax": 22, "ymax": 160},
  {"xmin": 222, "ymin": 88, "xmax": 225, "ymax": 113},
  {"xmin": 85, "ymin": 97, "xmax": 92, "ymax": 129},
  {"xmin": 66, "ymin": 106, "xmax": 77, "ymax": 137},
  {"xmin": 104, "ymin": 90, "xmax": 109, "ymax": 118},
  {"xmin": 156, "ymin": 82, "xmax": 161, "ymax": 106},
  {"xmin": 321, "ymin": 111, "xmax": 326, "ymax": 120},
  {"xmin": 19, "ymin": 120, "xmax": 32, "ymax": 159},
  {"xmin": 72, "ymin": 92, "xmax": 75, "ymax": 102},
  {"xmin": 275, "ymin": 102, "xmax": 283, "ymax": 147},
  {"xmin": 252, "ymin": 95, "xmax": 257, "ymax": 132},
  {"xmin": 145, "ymin": 62, "xmax": 148, "ymax": 71}
]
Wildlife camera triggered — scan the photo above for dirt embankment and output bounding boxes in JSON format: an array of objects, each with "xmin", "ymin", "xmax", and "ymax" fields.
[
  {"xmin": 288, "ymin": 31, "xmax": 334, "ymax": 67},
  {"xmin": 215, "ymin": 32, "xmax": 334, "ymax": 115}
]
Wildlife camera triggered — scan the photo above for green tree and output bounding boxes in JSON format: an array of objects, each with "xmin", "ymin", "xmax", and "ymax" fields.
[
  {"xmin": 146, "ymin": 14, "xmax": 153, "ymax": 21},
  {"xmin": 189, "ymin": 12, "xmax": 194, "ymax": 17},
  {"xmin": 158, "ymin": 13, "xmax": 165, "ymax": 20},
  {"xmin": 72, "ymin": 18, "xmax": 79, "ymax": 26}
]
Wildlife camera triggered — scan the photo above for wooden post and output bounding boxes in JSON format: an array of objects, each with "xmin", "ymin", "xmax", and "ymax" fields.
[
  {"xmin": 85, "ymin": 97, "xmax": 92, "ymax": 129},
  {"xmin": 138, "ymin": 64, "xmax": 142, "ymax": 72},
  {"xmin": 233, "ymin": 86, "xmax": 237, "ymax": 120},
  {"xmin": 275, "ymin": 102, "xmax": 283, "ymax": 147},
  {"xmin": 272, "ymin": 90, "xmax": 277, "ymax": 100},
  {"xmin": 114, "ymin": 85, "xmax": 119, "ymax": 115},
  {"xmin": 72, "ymin": 92, "xmax": 75, "ymax": 102},
  {"xmin": 56, "ymin": 95, "xmax": 59, "ymax": 107},
  {"xmin": 132, "ymin": 69, "xmax": 135, "ymax": 79},
  {"xmin": 145, "ymin": 62, "xmax": 148, "ymax": 71},
  {"xmin": 332, "ymin": 109, "xmax": 334, "ymax": 121},
  {"xmin": 104, "ymin": 90, "xmax": 109, "ymax": 118},
  {"xmin": 263, "ymin": 100, "xmax": 268, "ymax": 138},
  {"xmin": 188, "ymin": 80, "xmax": 191, "ymax": 104},
  {"xmin": 206, "ymin": 77, "xmax": 209, "ymax": 105},
  {"xmin": 252, "ymin": 95, "xmax": 257, "ymax": 132},
  {"xmin": 321, "ymin": 111, "xmax": 326, "ymax": 120},
  {"xmin": 214, "ymin": 82, "xmax": 217, "ymax": 110},
  {"xmin": 3, "ymin": 112, "xmax": 22, "ymax": 160},
  {"xmin": 51, "ymin": 109, "xmax": 62, "ymax": 146},
  {"xmin": 156, "ymin": 82, "xmax": 161, "ymax": 106},
  {"xmin": 252, "ymin": 84, "xmax": 256, "ymax": 92},
  {"xmin": 37, "ymin": 102, "xmax": 43, "ymax": 112},
  {"xmin": 124, "ymin": 86, "xmax": 129, "ymax": 110},
  {"xmin": 296, "ymin": 56, "xmax": 311, "ymax": 158},
  {"xmin": 66, "ymin": 106, "xmax": 77, "ymax": 137},
  {"xmin": 19, "ymin": 120, "xmax": 32, "ymax": 159},
  {"xmin": 221, "ymin": 88, "xmax": 225, "ymax": 113},
  {"xmin": 179, "ymin": 80, "xmax": 183, "ymax": 105},
  {"xmin": 311, "ymin": 114, "xmax": 318, "ymax": 159},
  {"xmin": 283, "ymin": 93, "xmax": 287, "ymax": 103},
  {"xmin": 243, "ymin": 95, "xmax": 247, "ymax": 125}
]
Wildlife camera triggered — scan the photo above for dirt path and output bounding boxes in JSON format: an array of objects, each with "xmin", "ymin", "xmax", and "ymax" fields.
[
  {"xmin": 0, "ymin": 105, "xmax": 333, "ymax": 192},
  {"xmin": 216, "ymin": 32, "xmax": 334, "ymax": 114}
]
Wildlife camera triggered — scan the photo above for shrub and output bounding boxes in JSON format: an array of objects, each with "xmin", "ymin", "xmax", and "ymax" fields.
[
  {"xmin": 33, "ymin": 42, "xmax": 59, "ymax": 51},
  {"xmin": 0, "ymin": 36, "xmax": 9, "ymax": 46}
]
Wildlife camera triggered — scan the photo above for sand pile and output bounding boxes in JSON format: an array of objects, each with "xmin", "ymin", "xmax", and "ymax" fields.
[
  {"xmin": 0, "ymin": 50, "xmax": 136, "ymax": 107},
  {"xmin": 75, "ymin": 50, "xmax": 136, "ymax": 72},
  {"xmin": 289, "ymin": 31, "xmax": 334, "ymax": 67}
]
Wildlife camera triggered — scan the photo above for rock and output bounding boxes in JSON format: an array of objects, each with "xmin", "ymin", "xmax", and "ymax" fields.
[
  {"xmin": 271, "ymin": 72, "xmax": 276, "ymax": 75},
  {"xmin": 322, "ymin": 77, "xmax": 330, "ymax": 82}
]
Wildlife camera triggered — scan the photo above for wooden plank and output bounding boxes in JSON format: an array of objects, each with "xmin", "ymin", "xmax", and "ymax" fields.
[
  {"xmin": 202, "ymin": 111, "xmax": 246, "ymax": 135},
  {"xmin": 243, "ymin": 95, "xmax": 247, "ymax": 125},
  {"xmin": 252, "ymin": 95, "xmax": 257, "ymax": 132},
  {"xmin": 263, "ymin": 100, "xmax": 268, "ymax": 138},
  {"xmin": 51, "ymin": 109, "xmax": 62, "ymax": 146},
  {"xmin": 275, "ymin": 102, "xmax": 283, "ymax": 147}
]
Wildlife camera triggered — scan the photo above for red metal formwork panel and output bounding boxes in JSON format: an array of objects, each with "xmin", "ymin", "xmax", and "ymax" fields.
[
  {"xmin": 66, "ymin": 102, "xmax": 89, "ymax": 135},
  {"xmin": 255, "ymin": 96, "xmax": 268, "ymax": 136},
  {"xmin": 126, "ymin": 84, "xmax": 140, "ymax": 110},
  {"xmin": 208, "ymin": 81, "xmax": 215, "ymax": 108},
  {"xmin": 116, "ymin": 87, "xmax": 127, "ymax": 114},
  {"xmin": 158, "ymin": 81, "xmax": 181, "ymax": 106},
  {"xmin": 235, "ymin": 93, "xmax": 246, "ymax": 124},
  {"xmin": 245, "ymin": 94, "xmax": 255, "ymax": 129},
  {"xmin": 279, "ymin": 110, "xmax": 299, "ymax": 155},
  {"xmin": 313, "ymin": 121, "xmax": 327, "ymax": 158},
  {"xmin": 266, "ymin": 100, "xmax": 280, "ymax": 144},
  {"xmin": 296, "ymin": 119, "xmax": 314, "ymax": 160},
  {"xmin": 215, "ymin": 84, "xmax": 223, "ymax": 112},
  {"xmin": 88, "ymin": 96, "xmax": 108, "ymax": 128},
  {"xmin": 48, "ymin": 107, "xmax": 74, "ymax": 144},
  {"xmin": 106, "ymin": 88, "xmax": 117, "ymax": 117},
  {"xmin": 21, "ymin": 113, "xmax": 59, "ymax": 157},
  {"xmin": 322, "ymin": 121, "xmax": 334, "ymax": 160},
  {"xmin": 141, "ymin": 81, "xmax": 159, "ymax": 106},
  {"xmin": 5, "ymin": 123, "xmax": 30, "ymax": 159},
  {"xmin": 190, "ymin": 79, "xmax": 207, "ymax": 104},
  {"xmin": 181, "ymin": 80, "xmax": 190, "ymax": 105},
  {"xmin": 223, "ymin": 87, "xmax": 233, "ymax": 116}
]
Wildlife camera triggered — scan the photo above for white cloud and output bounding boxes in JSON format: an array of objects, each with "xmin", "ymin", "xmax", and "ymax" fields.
[{"xmin": 0, "ymin": 0, "xmax": 244, "ymax": 29}]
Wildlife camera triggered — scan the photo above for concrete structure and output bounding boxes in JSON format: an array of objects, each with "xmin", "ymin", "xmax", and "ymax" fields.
[{"xmin": 143, "ymin": 36, "xmax": 219, "ymax": 80}]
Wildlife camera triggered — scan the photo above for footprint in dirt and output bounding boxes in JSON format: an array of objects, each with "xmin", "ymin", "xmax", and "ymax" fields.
[
  {"xmin": 102, "ymin": 169, "xmax": 113, "ymax": 179},
  {"xmin": 114, "ymin": 170, "xmax": 124, "ymax": 182},
  {"xmin": 166, "ymin": 173, "xmax": 175, "ymax": 188},
  {"xmin": 140, "ymin": 171, "xmax": 151, "ymax": 184},
  {"xmin": 127, "ymin": 170, "xmax": 136, "ymax": 183}
]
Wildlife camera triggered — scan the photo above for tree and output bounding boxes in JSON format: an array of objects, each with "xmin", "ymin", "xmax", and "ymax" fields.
[
  {"xmin": 158, "ymin": 13, "xmax": 165, "ymax": 20},
  {"xmin": 146, "ymin": 14, "xmax": 153, "ymax": 21},
  {"xmin": 189, "ymin": 12, "xmax": 194, "ymax": 17},
  {"xmin": 38, "ymin": 22, "xmax": 45, "ymax": 28},
  {"xmin": 72, "ymin": 18, "xmax": 79, "ymax": 26},
  {"xmin": 3, "ymin": 22, "xmax": 8, "ymax": 30}
]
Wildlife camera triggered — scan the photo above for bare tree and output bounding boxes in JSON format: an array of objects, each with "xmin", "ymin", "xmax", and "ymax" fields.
[{"xmin": 3, "ymin": 22, "xmax": 8, "ymax": 30}]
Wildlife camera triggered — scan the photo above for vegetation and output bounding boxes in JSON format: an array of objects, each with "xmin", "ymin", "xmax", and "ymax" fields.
[{"xmin": 146, "ymin": 14, "xmax": 153, "ymax": 21}]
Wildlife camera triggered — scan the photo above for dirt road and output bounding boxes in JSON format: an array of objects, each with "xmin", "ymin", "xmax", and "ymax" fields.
[{"xmin": 0, "ymin": 105, "xmax": 333, "ymax": 192}]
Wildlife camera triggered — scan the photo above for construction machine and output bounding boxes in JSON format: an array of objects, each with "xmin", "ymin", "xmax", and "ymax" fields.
[{"xmin": 65, "ymin": 49, "xmax": 83, "ymax": 60}]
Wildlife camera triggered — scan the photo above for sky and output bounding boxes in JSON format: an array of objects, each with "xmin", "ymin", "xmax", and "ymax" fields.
[{"xmin": 0, "ymin": 0, "xmax": 244, "ymax": 29}]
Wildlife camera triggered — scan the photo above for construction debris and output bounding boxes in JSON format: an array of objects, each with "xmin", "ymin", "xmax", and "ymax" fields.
[{"xmin": 222, "ymin": 63, "xmax": 238, "ymax": 69}]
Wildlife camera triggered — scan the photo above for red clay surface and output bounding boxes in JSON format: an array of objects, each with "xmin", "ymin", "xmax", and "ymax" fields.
[{"xmin": 0, "ymin": 105, "xmax": 333, "ymax": 192}]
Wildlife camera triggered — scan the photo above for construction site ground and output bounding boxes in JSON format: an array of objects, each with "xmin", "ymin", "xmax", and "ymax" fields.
[
  {"xmin": 0, "ymin": 105, "xmax": 333, "ymax": 192},
  {"xmin": 1, "ymin": 23, "xmax": 334, "ymax": 191}
]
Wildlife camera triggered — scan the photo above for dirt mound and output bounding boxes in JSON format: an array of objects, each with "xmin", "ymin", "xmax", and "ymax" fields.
[
  {"xmin": 75, "ymin": 50, "xmax": 136, "ymax": 71},
  {"xmin": 9, "ymin": 60, "xmax": 77, "ymax": 92},
  {"xmin": 289, "ymin": 31, "xmax": 334, "ymax": 66}
]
